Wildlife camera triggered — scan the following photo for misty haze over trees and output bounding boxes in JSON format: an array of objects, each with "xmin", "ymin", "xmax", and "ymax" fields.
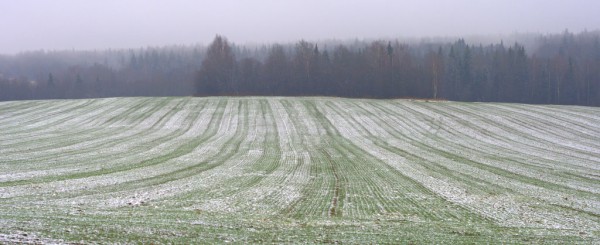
[{"xmin": 1, "ymin": 30, "xmax": 600, "ymax": 106}]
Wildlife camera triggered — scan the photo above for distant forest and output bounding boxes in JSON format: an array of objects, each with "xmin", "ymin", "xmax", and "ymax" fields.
[{"xmin": 1, "ymin": 30, "xmax": 600, "ymax": 106}]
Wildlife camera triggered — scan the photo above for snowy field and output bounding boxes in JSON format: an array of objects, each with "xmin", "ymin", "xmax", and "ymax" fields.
[{"xmin": 0, "ymin": 97, "xmax": 599, "ymax": 243}]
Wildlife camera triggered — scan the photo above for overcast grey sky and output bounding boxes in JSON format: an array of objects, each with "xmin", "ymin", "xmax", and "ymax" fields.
[{"xmin": 1, "ymin": 0, "xmax": 599, "ymax": 54}]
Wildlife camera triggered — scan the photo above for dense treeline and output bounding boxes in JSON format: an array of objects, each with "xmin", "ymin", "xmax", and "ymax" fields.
[
  {"xmin": 0, "ymin": 46, "xmax": 202, "ymax": 100},
  {"xmin": 2, "ymin": 30, "xmax": 600, "ymax": 106},
  {"xmin": 197, "ymin": 31, "xmax": 600, "ymax": 106}
]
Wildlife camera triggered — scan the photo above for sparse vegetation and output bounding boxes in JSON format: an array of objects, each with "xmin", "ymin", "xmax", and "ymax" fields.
[{"xmin": 0, "ymin": 97, "xmax": 599, "ymax": 243}]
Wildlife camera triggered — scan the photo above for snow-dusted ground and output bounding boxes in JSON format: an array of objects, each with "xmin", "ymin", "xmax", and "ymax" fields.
[{"xmin": 0, "ymin": 97, "xmax": 598, "ymax": 243}]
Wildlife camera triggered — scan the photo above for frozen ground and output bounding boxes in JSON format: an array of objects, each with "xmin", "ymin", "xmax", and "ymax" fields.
[{"xmin": 0, "ymin": 97, "xmax": 598, "ymax": 243}]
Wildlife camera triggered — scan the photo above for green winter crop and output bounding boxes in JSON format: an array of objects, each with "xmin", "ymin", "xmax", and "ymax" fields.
[{"xmin": 0, "ymin": 97, "xmax": 598, "ymax": 244}]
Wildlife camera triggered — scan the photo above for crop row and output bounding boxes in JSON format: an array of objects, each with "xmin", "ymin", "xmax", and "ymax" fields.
[{"xmin": 0, "ymin": 97, "xmax": 598, "ymax": 243}]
